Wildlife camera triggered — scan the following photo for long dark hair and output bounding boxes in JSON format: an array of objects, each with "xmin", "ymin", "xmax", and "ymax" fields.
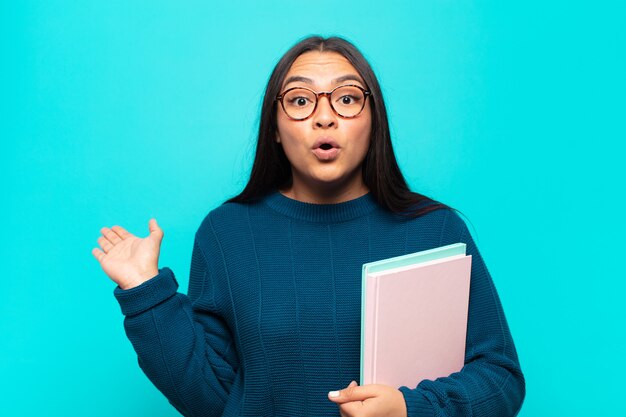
[{"xmin": 227, "ymin": 35, "xmax": 450, "ymax": 217}]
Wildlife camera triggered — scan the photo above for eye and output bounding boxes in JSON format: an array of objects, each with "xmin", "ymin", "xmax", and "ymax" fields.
[
  {"xmin": 340, "ymin": 95, "xmax": 356, "ymax": 105},
  {"xmin": 290, "ymin": 96, "xmax": 311, "ymax": 107},
  {"xmin": 336, "ymin": 94, "xmax": 363, "ymax": 107}
]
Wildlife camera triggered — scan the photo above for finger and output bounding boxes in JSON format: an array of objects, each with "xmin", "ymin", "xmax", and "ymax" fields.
[
  {"xmin": 329, "ymin": 384, "xmax": 379, "ymax": 404},
  {"xmin": 111, "ymin": 225, "xmax": 131, "ymax": 240},
  {"xmin": 92, "ymin": 247, "xmax": 106, "ymax": 262},
  {"xmin": 100, "ymin": 227, "xmax": 121, "ymax": 245},
  {"xmin": 97, "ymin": 236, "xmax": 113, "ymax": 253},
  {"xmin": 329, "ymin": 380, "xmax": 358, "ymax": 403},
  {"xmin": 334, "ymin": 381, "xmax": 362, "ymax": 417},
  {"xmin": 148, "ymin": 218, "xmax": 163, "ymax": 240}
]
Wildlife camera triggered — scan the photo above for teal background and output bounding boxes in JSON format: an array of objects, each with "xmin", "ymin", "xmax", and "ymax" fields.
[{"xmin": 2, "ymin": 1, "xmax": 624, "ymax": 415}]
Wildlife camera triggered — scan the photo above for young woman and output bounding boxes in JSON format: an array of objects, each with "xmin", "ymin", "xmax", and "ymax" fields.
[{"xmin": 93, "ymin": 36, "xmax": 525, "ymax": 417}]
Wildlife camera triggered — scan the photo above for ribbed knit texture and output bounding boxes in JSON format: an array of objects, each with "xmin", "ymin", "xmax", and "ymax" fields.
[{"xmin": 114, "ymin": 191, "xmax": 525, "ymax": 416}]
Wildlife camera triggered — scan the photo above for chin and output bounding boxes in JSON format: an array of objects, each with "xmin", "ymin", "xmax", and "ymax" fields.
[
  {"xmin": 312, "ymin": 173, "xmax": 358, "ymax": 191},
  {"xmin": 310, "ymin": 169, "xmax": 345, "ymax": 184},
  {"xmin": 298, "ymin": 165, "xmax": 361, "ymax": 189}
]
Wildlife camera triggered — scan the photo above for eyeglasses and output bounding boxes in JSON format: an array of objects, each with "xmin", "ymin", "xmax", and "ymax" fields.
[{"xmin": 276, "ymin": 84, "xmax": 371, "ymax": 120}]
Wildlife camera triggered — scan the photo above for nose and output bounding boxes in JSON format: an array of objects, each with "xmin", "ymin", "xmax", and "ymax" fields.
[{"xmin": 313, "ymin": 94, "xmax": 336, "ymax": 128}]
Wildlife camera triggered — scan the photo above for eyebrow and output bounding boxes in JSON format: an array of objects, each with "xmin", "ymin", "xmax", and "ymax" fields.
[{"xmin": 283, "ymin": 74, "xmax": 365, "ymax": 88}]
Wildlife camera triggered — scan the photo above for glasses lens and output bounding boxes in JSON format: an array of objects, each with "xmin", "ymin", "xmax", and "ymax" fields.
[
  {"xmin": 331, "ymin": 86, "xmax": 366, "ymax": 117},
  {"xmin": 282, "ymin": 88, "xmax": 317, "ymax": 119}
]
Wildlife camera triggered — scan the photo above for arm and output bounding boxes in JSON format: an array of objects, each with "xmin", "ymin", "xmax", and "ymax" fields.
[
  {"xmin": 328, "ymin": 213, "xmax": 525, "ymax": 416},
  {"xmin": 113, "ymin": 235, "xmax": 239, "ymax": 417},
  {"xmin": 398, "ymin": 217, "xmax": 526, "ymax": 416}
]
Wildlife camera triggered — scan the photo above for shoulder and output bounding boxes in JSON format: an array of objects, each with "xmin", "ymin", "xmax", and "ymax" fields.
[
  {"xmin": 196, "ymin": 200, "xmax": 254, "ymax": 238},
  {"xmin": 195, "ymin": 195, "xmax": 277, "ymax": 240},
  {"xmin": 402, "ymin": 204, "xmax": 471, "ymax": 246},
  {"xmin": 438, "ymin": 207, "xmax": 469, "ymax": 235},
  {"xmin": 190, "ymin": 200, "xmax": 256, "ymax": 263}
]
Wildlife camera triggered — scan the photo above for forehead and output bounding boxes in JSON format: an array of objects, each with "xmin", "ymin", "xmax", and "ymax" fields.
[{"xmin": 282, "ymin": 51, "xmax": 363, "ymax": 88}]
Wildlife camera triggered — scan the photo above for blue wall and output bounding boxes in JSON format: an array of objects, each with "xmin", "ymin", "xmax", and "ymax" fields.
[{"xmin": 2, "ymin": 1, "xmax": 624, "ymax": 415}]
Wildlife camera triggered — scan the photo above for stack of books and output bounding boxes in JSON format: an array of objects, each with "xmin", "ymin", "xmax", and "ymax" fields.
[{"xmin": 360, "ymin": 243, "xmax": 472, "ymax": 388}]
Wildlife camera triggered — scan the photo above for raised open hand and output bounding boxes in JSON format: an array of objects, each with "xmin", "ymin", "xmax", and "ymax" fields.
[{"xmin": 92, "ymin": 219, "xmax": 163, "ymax": 290}]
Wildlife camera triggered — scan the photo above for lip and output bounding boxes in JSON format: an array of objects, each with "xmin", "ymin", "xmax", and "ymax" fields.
[
  {"xmin": 312, "ymin": 137, "xmax": 340, "ymax": 150},
  {"xmin": 312, "ymin": 147, "xmax": 340, "ymax": 161},
  {"xmin": 312, "ymin": 137, "xmax": 340, "ymax": 161}
]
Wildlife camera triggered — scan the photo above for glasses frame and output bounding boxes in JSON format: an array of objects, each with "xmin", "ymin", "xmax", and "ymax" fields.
[{"xmin": 276, "ymin": 84, "xmax": 372, "ymax": 121}]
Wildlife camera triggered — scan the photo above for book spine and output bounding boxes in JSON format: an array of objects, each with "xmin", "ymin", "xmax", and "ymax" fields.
[{"xmin": 371, "ymin": 276, "xmax": 380, "ymax": 384}]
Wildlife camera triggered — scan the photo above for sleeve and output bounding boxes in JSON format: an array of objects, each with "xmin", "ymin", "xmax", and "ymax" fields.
[
  {"xmin": 398, "ymin": 213, "xmax": 526, "ymax": 416},
  {"xmin": 113, "ymin": 232, "xmax": 239, "ymax": 417}
]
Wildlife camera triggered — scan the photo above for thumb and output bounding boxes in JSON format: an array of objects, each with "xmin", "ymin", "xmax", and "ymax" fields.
[{"xmin": 148, "ymin": 218, "xmax": 164, "ymax": 241}]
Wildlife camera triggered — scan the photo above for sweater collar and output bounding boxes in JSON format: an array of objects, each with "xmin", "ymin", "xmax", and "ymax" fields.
[{"xmin": 263, "ymin": 190, "xmax": 379, "ymax": 223}]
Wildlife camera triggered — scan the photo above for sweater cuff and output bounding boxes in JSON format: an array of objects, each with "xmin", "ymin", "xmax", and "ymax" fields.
[
  {"xmin": 113, "ymin": 267, "xmax": 179, "ymax": 316},
  {"xmin": 399, "ymin": 386, "xmax": 433, "ymax": 417}
]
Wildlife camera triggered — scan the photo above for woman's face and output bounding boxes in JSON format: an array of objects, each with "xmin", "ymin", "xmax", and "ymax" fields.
[{"xmin": 276, "ymin": 51, "xmax": 372, "ymax": 202}]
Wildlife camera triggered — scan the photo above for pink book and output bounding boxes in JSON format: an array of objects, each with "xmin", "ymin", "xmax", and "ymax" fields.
[{"xmin": 361, "ymin": 253, "xmax": 472, "ymax": 388}]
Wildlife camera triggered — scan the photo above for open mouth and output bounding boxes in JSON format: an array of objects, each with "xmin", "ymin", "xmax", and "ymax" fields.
[
  {"xmin": 312, "ymin": 138, "xmax": 340, "ymax": 160},
  {"xmin": 312, "ymin": 141, "xmax": 340, "ymax": 161}
]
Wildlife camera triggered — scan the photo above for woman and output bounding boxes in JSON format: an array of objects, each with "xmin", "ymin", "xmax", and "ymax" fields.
[{"xmin": 93, "ymin": 36, "xmax": 525, "ymax": 416}]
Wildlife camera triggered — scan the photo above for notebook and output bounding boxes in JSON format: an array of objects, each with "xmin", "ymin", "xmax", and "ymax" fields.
[{"xmin": 360, "ymin": 243, "xmax": 472, "ymax": 388}]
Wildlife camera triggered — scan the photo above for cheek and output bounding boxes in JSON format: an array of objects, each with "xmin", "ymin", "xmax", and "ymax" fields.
[
  {"xmin": 277, "ymin": 114, "xmax": 304, "ymax": 145},
  {"xmin": 351, "ymin": 120, "xmax": 372, "ymax": 154},
  {"xmin": 354, "ymin": 107, "xmax": 372, "ymax": 143},
  {"xmin": 276, "ymin": 124, "xmax": 308, "ymax": 164}
]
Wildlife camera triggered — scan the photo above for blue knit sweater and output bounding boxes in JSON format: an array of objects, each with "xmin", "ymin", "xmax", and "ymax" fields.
[{"xmin": 114, "ymin": 191, "xmax": 525, "ymax": 416}]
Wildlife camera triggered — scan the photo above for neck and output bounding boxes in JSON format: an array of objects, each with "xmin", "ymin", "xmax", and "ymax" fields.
[{"xmin": 280, "ymin": 175, "xmax": 369, "ymax": 204}]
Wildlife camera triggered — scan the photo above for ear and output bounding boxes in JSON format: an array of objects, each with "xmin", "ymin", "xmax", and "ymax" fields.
[{"xmin": 275, "ymin": 133, "xmax": 281, "ymax": 143}]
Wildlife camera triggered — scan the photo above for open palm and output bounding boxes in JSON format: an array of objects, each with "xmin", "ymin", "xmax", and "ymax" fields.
[{"xmin": 92, "ymin": 219, "xmax": 163, "ymax": 290}]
